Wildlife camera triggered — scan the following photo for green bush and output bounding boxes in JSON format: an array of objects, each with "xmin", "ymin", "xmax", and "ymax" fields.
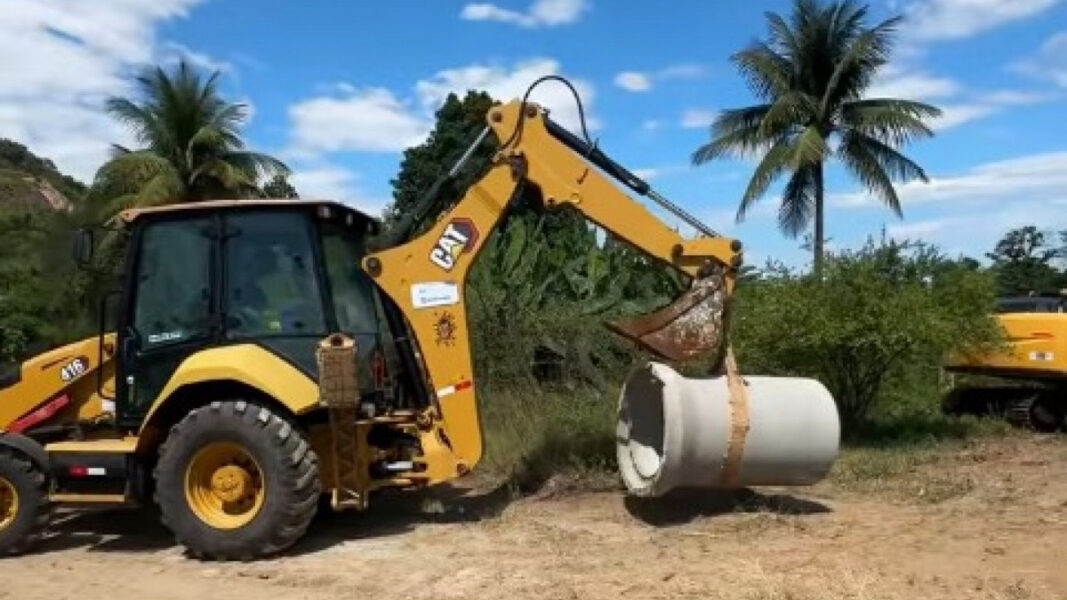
[{"xmin": 733, "ymin": 239, "xmax": 1003, "ymax": 436}]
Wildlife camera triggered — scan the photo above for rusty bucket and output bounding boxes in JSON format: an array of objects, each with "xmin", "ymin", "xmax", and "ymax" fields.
[{"xmin": 606, "ymin": 271, "xmax": 728, "ymax": 363}]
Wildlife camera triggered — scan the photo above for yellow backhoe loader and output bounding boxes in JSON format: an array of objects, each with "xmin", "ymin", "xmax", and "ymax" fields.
[{"xmin": 0, "ymin": 82, "xmax": 838, "ymax": 558}]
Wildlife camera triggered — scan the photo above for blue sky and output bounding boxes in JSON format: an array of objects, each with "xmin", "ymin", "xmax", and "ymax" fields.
[{"xmin": 2, "ymin": 0, "xmax": 1066, "ymax": 266}]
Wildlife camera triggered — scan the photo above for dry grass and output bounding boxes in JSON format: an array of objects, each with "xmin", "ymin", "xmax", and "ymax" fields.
[
  {"xmin": 830, "ymin": 444, "xmax": 978, "ymax": 503},
  {"xmin": 477, "ymin": 384, "xmax": 1019, "ymax": 505},
  {"xmin": 477, "ymin": 385, "xmax": 618, "ymax": 492}
]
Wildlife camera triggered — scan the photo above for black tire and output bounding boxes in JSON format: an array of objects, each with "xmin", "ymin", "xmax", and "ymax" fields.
[
  {"xmin": 154, "ymin": 400, "xmax": 320, "ymax": 560},
  {"xmin": 0, "ymin": 448, "xmax": 50, "ymax": 556}
]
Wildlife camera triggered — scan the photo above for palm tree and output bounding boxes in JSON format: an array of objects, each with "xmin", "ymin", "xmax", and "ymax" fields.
[
  {"xmin": 93, "ymin": 60, "xmax": 287, "ymax": 213},
  {"xmin": 692, "ymin": 0, "xmax": 940, "ymax": 277}
]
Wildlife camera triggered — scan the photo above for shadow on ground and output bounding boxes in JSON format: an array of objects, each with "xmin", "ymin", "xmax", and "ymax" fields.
[
  {"xmin": 36, "ymin": 507, "xmax": 176, "ymax": 555},
  {"xmin": 29, "ymin": 481, "xmax": 522, "ymax": 558},
  {"xmin": 624, "ymin": 488, "xmax": 831, "ymax": 526},
  {"xmin": 30, "ymin": 477, "xmax": 832, "ymax": 557}
]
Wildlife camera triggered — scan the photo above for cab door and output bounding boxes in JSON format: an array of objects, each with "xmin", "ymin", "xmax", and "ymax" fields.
[{"xmin": 116, "ymin": 216, "xmax": 218, "ymax": 425}]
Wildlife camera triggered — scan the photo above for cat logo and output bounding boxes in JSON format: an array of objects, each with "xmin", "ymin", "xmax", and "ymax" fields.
[{"xmin": 429, "ymin": 218, "xmax": 479, "ymax": 271}]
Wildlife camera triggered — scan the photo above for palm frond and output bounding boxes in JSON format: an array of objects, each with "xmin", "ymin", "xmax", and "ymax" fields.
[
  {"xmin": 778, "ymin": 164, "xmax": 817, "ymax": 237},
  {"xmin": 820, "ymin": 15, "xmax": 901, "ymax": 114},
  {"xmin": 222, "ymin": 151, "xmax": 290, "ymax": 180},
  {"xmin": 837, "ymin": 131, "xmax": 904, "ymax": 216},
  {"xmin": 779, "ymin": 164, "xmax": 817, "ymax": 237},
  {"xmin": 190, "ymin": 158, "xmax": 253, "ymax": 191},
  {"xmin": 691, "ymin": 105, "xmax": 774, "ymax": 163},
  {"xmin": 732, "ymin": 44, "xmax": 792, "ymax": 100},
  {"xmin": 104, "ymin": 98, "xmax": 153, "ymax": 143},
  {"xmin": 94, "ymin": 150, "xmax": 177, "ymax": 190},
  {"xmin": 841, "ymin": 98, "xmax": 940, "ymax": 145},
  {"xmin": 759, "ymin": 91, "xmax": 818, "ymax": 137},
  {"xmin": 790, "ymin": 124, "xmax": 829, "ymax": 167},
  {"xmin": 102, "ymin": 172, "xmax": 183, "ymax": 214},
  {"xmin": 765, "ymin": 11, "xmax": 801, "ymax": 58},
  {"xmin": 846, "ymin": 131, "xmax": 928, "ymax": 182},
  {"xmin": 737, "ymin": 136, "xmax": 795, "ymax": 221}
]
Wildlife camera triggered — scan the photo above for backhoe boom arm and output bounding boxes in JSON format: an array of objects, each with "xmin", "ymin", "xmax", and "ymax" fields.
[{"xmin": 364, "ymin": 100, "xmax": 742, "ymax": 478}]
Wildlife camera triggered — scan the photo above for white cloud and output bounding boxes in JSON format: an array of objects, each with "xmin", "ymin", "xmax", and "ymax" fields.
[
  {"xmin": 414, "ymin": 58, "xmax": 599, "ymax": 133},
  {"xmin": 614, "ymin": 72, "xmax": 652, "ymax": 93},
  {"xmin": 631, "ymin": 164, "xmax": 688, "ymax": 181},
  {"xmin": 288, "ymin": 87, "xmax": 431, "ymax": 154},
  {"xmin": 288, "ymin": 58, "xmax": 600, "ymax": 160},
  {"xmin": 835, "ymin": 151, "xmax": 1067, "ymax": 208},
  {"xmin": 681, "ymin": 108, "xmax": 716, "ymax": 129},
  {"xmin": 460, "ymin": 0, "xmax": 588, "ymax": 28},
  {"xmin": 612, "ymin": 63, "xmax": 707, "ymax": 93},
  {"xmin": 1010, "ymin": 31, "xmax": 1067, "ymax": 88},
  {"xmin": 865, "ymin": 66, "xmax": 1051, "ymax": 131},
  {"xmin": 886, "ymin": 218, "xmax": 953, "ymax": 239},
  {"xmin": 903, "ymin": 0, "xmax": 1063, "ymax": 41},
  {"xmin": 642, "ymin": 119, "xmax": 663, "ymax": 131},
  {"xmin": 980, "ymin": 90, "xmax": 1053, "ymax": 104},
  {"xmin": 290, "ymin": 164, "xmax": 388, "ymax": 217},
  {"xmin": 866, "ymin": 72, "xmax": 961, "ymax": 100},
  {"xmin": 0, "ymin": 0, "xmax": 205, "ymax": 181},
  {"xmin": 160, "ymin": 41, "xmax": 231, "ymax": 73},
  {"xmin": 930, "ymin": 103, "xmax": 998, "ymax": 130}
]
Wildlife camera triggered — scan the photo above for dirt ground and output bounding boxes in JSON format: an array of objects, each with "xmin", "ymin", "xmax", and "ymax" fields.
[{"xmin": 1, "ymin": 435, "xmax": 1064, "ymax": 600}]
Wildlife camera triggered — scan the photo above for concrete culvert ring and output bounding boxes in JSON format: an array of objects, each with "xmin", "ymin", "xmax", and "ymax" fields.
[
  {"xmin": 617, "ymin": 362, "xmax": 840, "ymax": 497},
  {"xmin": 617, "ymin": 365, "xmax": 670, "ymax": 496},
  {"xmin": 618, "ymin": 367, "xmax": 665, "ymax": 478}
]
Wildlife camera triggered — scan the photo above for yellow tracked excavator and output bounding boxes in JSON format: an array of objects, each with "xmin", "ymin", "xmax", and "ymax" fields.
[
  {"xmin": 0, "ymin": 80, "xmax": 838, "ymax": 558},
  {"xmin": 943, "ymin": 294, "xmax": 1067, "ymax": 432}
]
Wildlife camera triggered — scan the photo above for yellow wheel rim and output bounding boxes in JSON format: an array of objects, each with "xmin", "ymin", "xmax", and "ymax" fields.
[
  {"xmin": 184, "ymin": 442, "xmax": 265, "ymax": 530},
  {"xmin": 0, "ymin": 476, "xmax": 18, "ymax": 531}
]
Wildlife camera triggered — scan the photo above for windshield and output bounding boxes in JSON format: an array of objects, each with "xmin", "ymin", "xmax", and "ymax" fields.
[{"xmin": 321, "ymin": 221, "xmax": 379, "ymax": 335}]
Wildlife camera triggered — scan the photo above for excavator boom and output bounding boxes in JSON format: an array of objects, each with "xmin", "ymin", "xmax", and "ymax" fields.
[{"xmin": 364, "ymin": 99, "xmax": 743, "ymax": 471}]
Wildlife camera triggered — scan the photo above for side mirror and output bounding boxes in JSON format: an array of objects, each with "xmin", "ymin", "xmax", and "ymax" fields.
[{"xmin": 73, "ymin": 227, "xmax": 95, "ymax": 266}]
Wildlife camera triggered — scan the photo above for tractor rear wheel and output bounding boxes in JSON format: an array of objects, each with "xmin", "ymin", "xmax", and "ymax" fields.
[
  {"xmin": 154, "ymin": 400, "xmax": 320, "ymax": 560},
  {"xmin": 0, "ymin": 448, "xmax": 50, "ymax": 555}
]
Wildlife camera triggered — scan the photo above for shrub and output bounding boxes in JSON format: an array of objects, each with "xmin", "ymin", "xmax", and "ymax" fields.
[{"xmin": 732, "ymin": 239, "xmax": 1003, "ymax": 436}]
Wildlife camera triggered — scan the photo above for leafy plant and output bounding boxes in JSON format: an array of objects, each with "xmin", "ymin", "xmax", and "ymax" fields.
[{"xmin": 733, "ymin": 239, "xmax": 1002, "ymax": 434}]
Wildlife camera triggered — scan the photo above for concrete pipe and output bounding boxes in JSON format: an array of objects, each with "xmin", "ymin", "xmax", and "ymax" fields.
[{"xmin": 617, "ymin": 362, "xmax": 840, "ymax": 496}]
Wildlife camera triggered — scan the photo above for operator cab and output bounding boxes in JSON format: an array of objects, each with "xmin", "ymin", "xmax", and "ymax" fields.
[{"xmin": 110, "ymin": 200, "xmax": 384, "ymax": 426}]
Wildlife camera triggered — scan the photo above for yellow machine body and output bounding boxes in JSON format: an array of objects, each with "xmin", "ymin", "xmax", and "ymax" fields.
[{"xmin": 0, "ymin": 98, "xmax": 743, "ymax": 545}]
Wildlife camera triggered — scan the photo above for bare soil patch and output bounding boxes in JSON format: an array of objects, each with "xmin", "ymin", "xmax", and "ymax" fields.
[{"xmin": 2, "ymin": 435, "xmax": 1064, "ymax": 600}]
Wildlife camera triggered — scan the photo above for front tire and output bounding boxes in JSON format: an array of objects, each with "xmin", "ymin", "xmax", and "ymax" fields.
[
  {"xmin": 0, "ymin": 448, "xmax": 50, "ymax": 556},
  {"xmin": 155, "ymin": 400, "xmax": 320, "ymax": 560}
]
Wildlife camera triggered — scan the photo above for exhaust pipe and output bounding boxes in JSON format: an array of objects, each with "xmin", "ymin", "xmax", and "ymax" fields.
[{"xmin": 616, "ymin": 362, "xmax": 839, "ymax": 496}]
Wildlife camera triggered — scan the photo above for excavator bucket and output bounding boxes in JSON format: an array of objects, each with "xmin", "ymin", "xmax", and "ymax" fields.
[{"xmin": 606, "ymin": 272, "xmax": 728, "ymax": 363}]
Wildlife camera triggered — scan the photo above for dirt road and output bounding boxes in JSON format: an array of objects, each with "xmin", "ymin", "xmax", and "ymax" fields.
[{"xmin": 1, "ymin": 435, "xmax": 1064, "ymax": 600}]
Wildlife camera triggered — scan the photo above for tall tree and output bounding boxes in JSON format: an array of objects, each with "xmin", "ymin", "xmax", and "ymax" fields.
[
  {"xmin": 987, "ymin": 226, "xmax": 1065, "ymax": 295},
  {"xmin": 260, "ymin": 173, "xmax": 299, "ymax": 199},
  {"xmin": 92, "ymin": 60, "xmax": 287, "ymax": 214},
  {"xmin": 692, "ymin": 0, "xmax": 940, "ymax": 277},
  {"xmin": 386, "ymin": 91, "xmax": 496, "ymax": 229}
]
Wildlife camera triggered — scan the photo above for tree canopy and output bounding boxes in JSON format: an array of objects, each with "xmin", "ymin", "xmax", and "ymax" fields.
[
  {"xmin": 91, "ymin": 60, "xmax": 288, "ymax": 215},
  {"xmin": 693, "ymin": 0, "xmax": 939, "ymax": 276}
]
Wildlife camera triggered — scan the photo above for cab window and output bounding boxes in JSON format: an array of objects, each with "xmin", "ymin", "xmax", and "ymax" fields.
[
  {"xmin": 132, "ymin": 218, "xmax": 213, "ymax": 348},
  {"xmin": 321, "ymin": 221, "xmax": 379, "ymax": 335},
  {"xmin": 225, "ymin": 212, "xmax": 326, "ymax": 337}
]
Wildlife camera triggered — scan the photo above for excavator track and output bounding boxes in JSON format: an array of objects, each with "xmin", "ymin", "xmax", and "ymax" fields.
[{"xmin": 945, "ymin": 386, "xmax": 1064, "ymax": 433}]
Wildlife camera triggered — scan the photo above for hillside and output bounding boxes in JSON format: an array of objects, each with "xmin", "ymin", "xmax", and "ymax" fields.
[{"xmin": 0, "ymin": 138, "xmax": 86, "ymax": 212}]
